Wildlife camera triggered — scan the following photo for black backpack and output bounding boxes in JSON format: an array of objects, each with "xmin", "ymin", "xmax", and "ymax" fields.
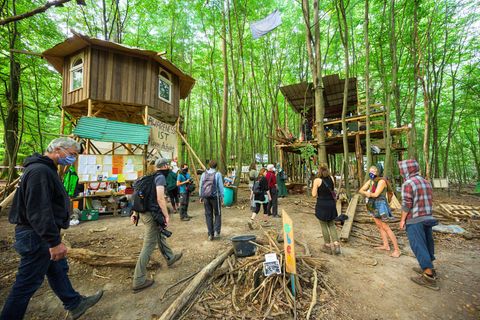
[
  {"xmin": 132, "ymin": 173, "xmax": 160, "ymax": 213},
  {"xmin": 252, "ymin": 178, "xmax": 263, "ymax": 195}
]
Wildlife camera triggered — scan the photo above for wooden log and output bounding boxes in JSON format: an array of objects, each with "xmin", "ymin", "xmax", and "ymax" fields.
[
  {"xmin": 0, "ymin": 189, "xmax": 16, "ymax": 216},
  {"xmin": 158, "ymin": 248, "xmax": 234, "ymax": 320},
  {"xmin": 67, "ymin": 248, "xmax": 160, "ymax": 268},
  {"xmin": 339, "ymin": 194, "xmax": 360, "ymax": 241}
]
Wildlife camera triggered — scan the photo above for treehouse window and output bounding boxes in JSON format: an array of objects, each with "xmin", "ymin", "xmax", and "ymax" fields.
[
  {"xmin": 70, "ymin": 55, "xmax": 84, "ymax": 91},
  {"xmin": 158, "ymin": 70, "xmax": 171, "ymax": 103}
]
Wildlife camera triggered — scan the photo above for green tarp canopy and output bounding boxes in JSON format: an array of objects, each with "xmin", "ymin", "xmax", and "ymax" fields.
[{"xmin": 73, "ymin": 117, "xmax": 151, "ymax": 145}]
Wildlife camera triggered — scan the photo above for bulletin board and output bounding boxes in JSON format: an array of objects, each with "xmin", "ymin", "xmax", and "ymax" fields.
[{"xmin": 77, "ymin": 154, "xmax": 144, "ymax": 183}]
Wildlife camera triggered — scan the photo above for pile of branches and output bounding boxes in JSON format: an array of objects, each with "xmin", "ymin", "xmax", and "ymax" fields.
[{"xmin": 183, "ymin": 229, "xmax": 336, "ymax": 320}]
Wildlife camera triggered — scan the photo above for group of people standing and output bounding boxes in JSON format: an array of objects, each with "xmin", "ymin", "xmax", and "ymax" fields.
[
  {"xmin": 311, "ymin": 160, "xmax": 439, "ymax": 290},
  {"xmin": 248, "ymin": 163, "xmax": 287, "ymax": 226}
]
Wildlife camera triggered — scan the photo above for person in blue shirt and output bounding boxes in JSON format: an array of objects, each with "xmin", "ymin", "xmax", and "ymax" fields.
[{"xmin": 177, "ymin": 164, "xmax": 192, "ymax": 221}]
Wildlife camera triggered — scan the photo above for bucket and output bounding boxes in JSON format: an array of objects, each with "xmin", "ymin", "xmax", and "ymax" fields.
[
  {"xmin": 224, "ymin": 186, "xmax": 235, "ymax": 206},
  {"xmin": 231, "ymin": 235, "xmax": 257, "ymax": 257}
]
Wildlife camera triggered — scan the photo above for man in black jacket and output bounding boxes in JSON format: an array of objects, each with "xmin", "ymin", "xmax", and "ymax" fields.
[{"xmin": 1, "ymin": 138, "xmax": 103, "ymax": 320}]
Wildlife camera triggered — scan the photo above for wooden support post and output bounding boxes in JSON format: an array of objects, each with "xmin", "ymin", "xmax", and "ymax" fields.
[
  {"xmin": 355, "ymin": 133, "xmax": 363, "ymax": 186},
  {"xmin": 143, "ymin": 106, "xmax": 149, "ymax": 174},
  {"xmin": 60, "ymin": 108, "xmax": 65, "ymax": 135},
  {"xmin": 87, "ymin": 99, "xmax": 93, "ymax": 117}
]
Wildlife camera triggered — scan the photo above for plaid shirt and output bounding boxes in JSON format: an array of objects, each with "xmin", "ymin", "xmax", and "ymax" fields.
[{"xmin": 398, "ymin": 160, "xmax": 434, "ymax": 224}]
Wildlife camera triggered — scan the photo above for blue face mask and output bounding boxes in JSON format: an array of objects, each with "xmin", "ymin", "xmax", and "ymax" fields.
[
  {"xmin": 369, "ymin": 172, "xmax": 377, "ymax": 180},
  {"xmin": 58, "ymin": 155, "xmax": 77, "ymax": 166}
]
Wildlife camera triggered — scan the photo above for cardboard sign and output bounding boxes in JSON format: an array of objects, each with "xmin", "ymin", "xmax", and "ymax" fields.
[
  {"xmin": 148, "ymin": 116, "xmax": 178, "ymax": 158},
  {"xmin": 282, "ymin": 209, "xmax": 296, "ymax": 274}
]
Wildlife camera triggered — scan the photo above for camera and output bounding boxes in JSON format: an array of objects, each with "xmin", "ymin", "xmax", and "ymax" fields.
[{"xmin": 159, "ymin": 226, "xmax": 172, "ymax": 238}]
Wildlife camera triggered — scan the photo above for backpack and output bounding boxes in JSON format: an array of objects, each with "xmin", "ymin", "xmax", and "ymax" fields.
[
  {"xmin": 252, "ymin": 177, "xmax": 263, "ymax": 195},
  {"xmin": 63, "ymin": 166, "xmax": 79, "ymax": 197},
  {"xmin": 166, "ymin": 171, "xmax": 178, "ymax": 192},
  {"xmin": 201, "ymin": 171, "xmax": 217, "ymax": 197},
  {"xmin": 132, "ymin": 173, "xmax": 160, "ymax": 213}
]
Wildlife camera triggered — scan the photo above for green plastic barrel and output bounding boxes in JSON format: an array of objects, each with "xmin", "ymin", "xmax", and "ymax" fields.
[{"xmin": 224, "ymin": 186, "xmax": 235, "ymax": 206}]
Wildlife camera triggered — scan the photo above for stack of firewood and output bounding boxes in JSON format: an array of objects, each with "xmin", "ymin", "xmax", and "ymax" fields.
[{"xmin": 181, "ymin": 229, "xmax": 335, "ymax": 320}]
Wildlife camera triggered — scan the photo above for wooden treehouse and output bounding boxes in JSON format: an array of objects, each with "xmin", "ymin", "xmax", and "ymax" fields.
[
  {"xmin": 277, "ymin": 74, "xmax": 409, "ymax": 187},
  {"xmin": 42, "ymin": 32, "xmax": 195, "ymax": 126},
  {"xmin": 41, "ymin": 32, "xmax": 195, "ymax": 212}
]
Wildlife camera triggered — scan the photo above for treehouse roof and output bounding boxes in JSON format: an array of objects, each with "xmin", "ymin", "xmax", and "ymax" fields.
[
  {"xmin": 42, "ymin": 32, "xmax": 195, "ymax": 99},
  {"xmin": 280, "ymin": 74, "xmax": 358, "ymax": 118}
]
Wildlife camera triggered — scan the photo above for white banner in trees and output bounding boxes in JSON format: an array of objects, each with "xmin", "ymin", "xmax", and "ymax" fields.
[{"xmin": 148, "ymin": 116, "xmax": 178, "ymax": 158}]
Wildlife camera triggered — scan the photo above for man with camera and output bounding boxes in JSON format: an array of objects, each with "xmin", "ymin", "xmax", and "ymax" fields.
[{"xmin": 131, "ymin": 158, "xmax": 182, "ymax": 293}]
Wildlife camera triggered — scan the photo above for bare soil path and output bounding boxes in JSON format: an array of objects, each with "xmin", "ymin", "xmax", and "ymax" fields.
[{"xmin": 0, "ymin": 188, "xmax": 479, "ymax": 319}]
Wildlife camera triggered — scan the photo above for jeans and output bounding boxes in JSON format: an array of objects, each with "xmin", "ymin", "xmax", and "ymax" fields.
[
  {"xmin": 1, "ymin": 228, "xmax": 81, "ymax": 320},
  {"xmin": 319, "ymin": 220, "xmax": 338, "ymax": 243},
  {"xmin": 179, "ymin": 192, "xmax": 190, "ymax": 219},
  {"xmin": 204, "ymin": 197, "xmax": 221, "ymax": 236},
  {"xmin": 406, "ymin": 222, "xmax": 436, "ymax": 270},
  {"xmin": 267, "ymin": 187, "xmax": 278, "ymax": 216},
  {"xmin": 133, "ymin": 212, "xmax": 174, "ymax": 287}
]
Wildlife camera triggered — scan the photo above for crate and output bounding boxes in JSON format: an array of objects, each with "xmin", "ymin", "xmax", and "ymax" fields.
[{"xmin": 80, "ymin": 209, "xmax": 99, "ymax": 221}]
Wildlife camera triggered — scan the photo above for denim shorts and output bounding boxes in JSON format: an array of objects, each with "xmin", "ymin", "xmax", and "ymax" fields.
[{"xmin": 368, "ymin": 200, "xmax": 393, "ymax": 220}]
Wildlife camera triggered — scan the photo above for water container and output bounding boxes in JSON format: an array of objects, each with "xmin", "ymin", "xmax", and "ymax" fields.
[
  {"xmin": 231, "ymin": 235, "xmax": 257, "ymax": 257},
  {"xmin": 224, "ymin": 186, "xmax": 235, "ymax": 206}
]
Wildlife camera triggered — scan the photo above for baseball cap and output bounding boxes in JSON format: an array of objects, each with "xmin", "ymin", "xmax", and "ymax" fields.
[{"xmin": 155, "ymin": 158, "xmax": 170, "ymax": 168}]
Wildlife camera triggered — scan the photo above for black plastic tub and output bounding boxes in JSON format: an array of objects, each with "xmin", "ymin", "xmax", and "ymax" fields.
[{"xmin": 231, "ymin": 235, "xmax": 257, "ymax": 257}]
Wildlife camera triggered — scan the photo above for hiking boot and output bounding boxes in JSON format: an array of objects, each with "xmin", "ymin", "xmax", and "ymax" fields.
[
  {"xmin": 413, "ymin": 267, "xmax": 437, "ymax": 278},
  {"xmin": 132, "ymin": 279, "xmax": 154, "ymax": 293},
  {"xmin": 214, "ymin": 232, "xmax": 220, "ymax": 239},
  {"xmin": 320, "ymin": 244, "xmax": 333, "ymax": 255},
  {"xmin": 410, "ymin": 273, "xmax": 440, "ymax": 291},
  {"xmin": 180, "ymin": 217, "xmax": 191, "ymax": 221},
  {"xmin": 69, "ymin": 290, "xmax": 104, "ymax": 319},
  {"xmin": 167, "ymin": 252, "xmax": 183, "ymax": 267}
]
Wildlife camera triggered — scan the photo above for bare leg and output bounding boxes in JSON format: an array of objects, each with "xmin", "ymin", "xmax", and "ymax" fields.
[
  {"xmin": 373, "ymin": 218, "xmax": 390, "ymax": 250},
  {"xmin": 381, "ymin": 221, "xmax": 401, "ymax": 257}
]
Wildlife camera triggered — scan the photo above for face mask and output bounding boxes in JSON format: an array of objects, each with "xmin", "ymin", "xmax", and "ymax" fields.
[
  {"xmin": 182, "ymin": 168, "xmax": 189, "ymax": 173},
  {"xmin": 369, "ymin": 172, "xmax": 377, "ymax": 180},
  {"xmin": 58, "ymin": 155, "xmax": 76, "ymax": 166}
]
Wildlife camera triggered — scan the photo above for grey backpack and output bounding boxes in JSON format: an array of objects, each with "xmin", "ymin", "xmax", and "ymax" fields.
[{"xmin": 201, "ymin": 171, "xmax": 216, "ymax": 197}]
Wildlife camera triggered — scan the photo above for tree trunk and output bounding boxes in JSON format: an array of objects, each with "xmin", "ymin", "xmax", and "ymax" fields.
[
  {"xmin": 219, "ymin": 2, "xmax": 229, "ymax": 175},
  {"xmin": 408, "ymin": 0, "xmax": 419, "ymax": 159},
  {"xmin": 2, "ymin": 13, "xmax": 21, "ymax": 181},
  {"xmin": 364, "ymin": 0, "xmax": 371, "ymax": 180},
  {"xmin": 337, "ymin": 0, "xmax": 350, "ymax": 195},
  {"xmin": 301, "ymin": 0, "xmax": 328, "ymax": 164}
]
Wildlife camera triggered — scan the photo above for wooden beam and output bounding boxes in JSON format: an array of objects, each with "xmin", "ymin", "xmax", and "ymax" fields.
[
  {"xmin": 324, "ymin": 111, "xmax": 385, "ymax": 126},
  {"xmin": 176, "ymin": 129, "xmax": 206, "ymax": 171},
  {"xmin": 10, "ymin": 49, "xmax": 43, "ymax": 57},
  {"xmin": 339, "ymin": 194, "xmax": 360, "ymax": 241}
]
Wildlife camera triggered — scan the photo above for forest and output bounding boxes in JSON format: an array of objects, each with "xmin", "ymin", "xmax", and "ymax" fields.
[{"xmin": 0, "ymin": 0, "xmax": 479, "ymax": 186}]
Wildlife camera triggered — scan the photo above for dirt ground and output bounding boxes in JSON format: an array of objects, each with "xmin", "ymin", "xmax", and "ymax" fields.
[{"xmin": 0, "ymin": 187, "xmax": 479, "ymax": 320}]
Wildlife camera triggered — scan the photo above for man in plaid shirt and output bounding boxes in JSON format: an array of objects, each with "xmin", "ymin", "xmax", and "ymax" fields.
[{"xmin": 398, "ymin": 159, "xmax": 439, "ymax": 290}]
